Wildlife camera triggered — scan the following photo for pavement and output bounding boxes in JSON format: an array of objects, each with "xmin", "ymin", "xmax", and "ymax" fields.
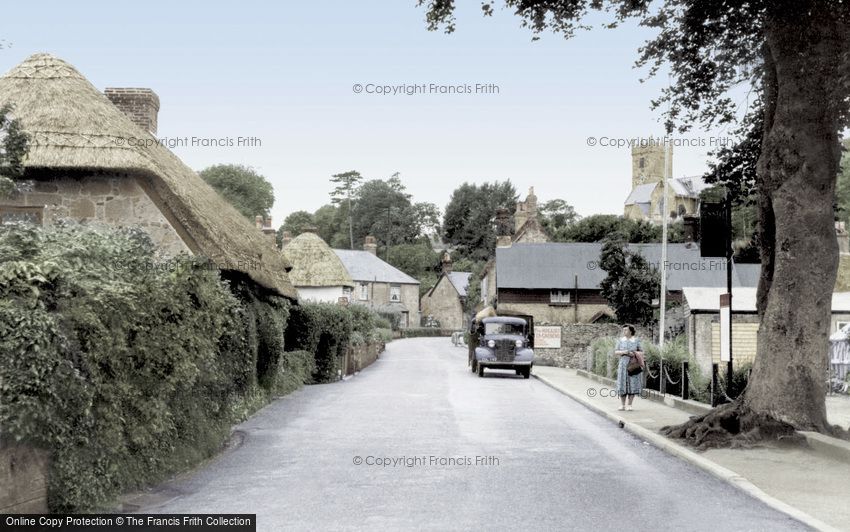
[
  {"xmin": 533, "ymin": 365, "xmax": 850, "ymax": 532},
  {"xmin": 134, "ymin": 338, "xmax": 818, "ymax": 531}
]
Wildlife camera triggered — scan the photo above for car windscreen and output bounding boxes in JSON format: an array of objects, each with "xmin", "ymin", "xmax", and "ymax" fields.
[{"xmin": 484, "ymin": 323, "xmax": 524, "ymax": 335}]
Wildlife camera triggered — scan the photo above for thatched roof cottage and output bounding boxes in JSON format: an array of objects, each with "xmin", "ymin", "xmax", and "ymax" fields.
[
  {"xmin": 0, "ymin": 53, "xmax": 296, "ymax": 299},
  {"xmin": 282, "ymin": 230, "xmax": 355, "ymax": 303}
]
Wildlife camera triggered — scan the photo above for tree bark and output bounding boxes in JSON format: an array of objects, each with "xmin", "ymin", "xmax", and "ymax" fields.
[{"xmin": 745, "ymin": 2, "xmax": 848, "ymax": 431}]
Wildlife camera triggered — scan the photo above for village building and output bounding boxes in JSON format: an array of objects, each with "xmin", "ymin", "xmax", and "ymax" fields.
[
  {"xmin": 683, "ymin": 287, "xmax": 850, "ymax": 374},
  {"xmin": 282, "ymin": 229, "xmax": 355, "ymax": 303},
  {"xmin": 420, "ymin": 252, "xmax": 471, "ymax": 330},
  {"xmin": 0, "ymin": 53, "xmax": 296, "ymax": 300},
  {"xmin": 479, "ymin": 187, "xmax": 550, "ymax": 309},
  {"xmin": 623, "ymin": 144, "xmax": 710, "ymax": 223},
  {"xmin": 333, "ymin": 236, "xmax": 420, "ymax": 328},
  {"xmin": 493, "ymin": 241, "xmax": 761, "ymax": 325}
]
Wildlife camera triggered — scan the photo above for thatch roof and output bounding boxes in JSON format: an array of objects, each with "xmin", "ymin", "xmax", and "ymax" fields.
[
  {"xmin": 0, "ymin": 53, "xmax": 296, "ymax": 299},
  {"xmin": 283, "ymin": 232, "xmax": 354, "ymax": 288}
]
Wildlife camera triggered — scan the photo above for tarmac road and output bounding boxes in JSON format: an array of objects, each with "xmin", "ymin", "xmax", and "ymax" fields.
[{"xmin": 144, "ymin": 338, "xmax": 810, "ymax": 531}]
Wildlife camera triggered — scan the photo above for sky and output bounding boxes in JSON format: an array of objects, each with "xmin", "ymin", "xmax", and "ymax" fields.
[{"xmin": 0, "ymin": 1, "xmax": 755, "ymax": 227}]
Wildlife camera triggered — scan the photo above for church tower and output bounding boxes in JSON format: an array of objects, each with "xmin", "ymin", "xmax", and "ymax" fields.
[{"xmin": 631, "ymin": 143, "xmax": 672, "ymax": 188}]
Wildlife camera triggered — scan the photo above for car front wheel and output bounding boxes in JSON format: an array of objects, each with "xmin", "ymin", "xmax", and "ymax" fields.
[
  {"xmin": 522, "ymin": 367, "xmax": 531, "ymax": 379},
  {"xmin": 478, "ymin": 364, "xmax": 485, "ymax": 378}
]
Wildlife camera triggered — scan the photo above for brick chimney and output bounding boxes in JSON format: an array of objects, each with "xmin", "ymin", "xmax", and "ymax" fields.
[
  {"xmin": 262, "ymin": 216, "xmax": 276, "ymax": 243},
  {"xmin": 441, "ymin": 251, "xmax": 453, "ymax": 274},
  {"xmin": 105, "ymin": 88, "xmax": 160, "ymax": 135},
  {"xmin": 514, "ymin": 186, "xmax": 538, "ymax": 229},
  {"xmin": 363, "ymin": 235, "xmax": 378, "ymax": 255}
]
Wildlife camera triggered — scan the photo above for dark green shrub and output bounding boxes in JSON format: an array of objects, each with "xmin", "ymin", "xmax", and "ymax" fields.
[
  {"xmin": 0, "ymin": 224, "xmax": 289, "ymax": 511},
  {"xmin": 274, "ymin": 350, "xmax": 315, "ymax": 396},
  {"xmin": 311, "ymin": 304, "xmax": 352, "ymax": 383},
  {"xmin": 284, "ymin": 304, "xmax": 321, "ymax": 355}
]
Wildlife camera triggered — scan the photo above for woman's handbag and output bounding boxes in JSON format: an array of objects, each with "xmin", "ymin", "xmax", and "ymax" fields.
[{"xmin": 627, "ymin": 354, "xmax": 643, "ymax": 376}]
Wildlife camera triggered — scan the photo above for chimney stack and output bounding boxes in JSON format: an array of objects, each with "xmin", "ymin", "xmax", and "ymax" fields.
[
  {"xmin": 105, "ymin": 88, "xmax": 160, "ymax": 135},
  {"xmin": 363, "ymin": 235, "xmax": 378, "ymax": 255},
  {"xmin": 441, "ymin": 251, "xmax": 453, "ymax": 274},
  {"xmin": 281, "ymin": 231, "xmax": 293, "ymax": 248},
  {"xmin": 262, "ymin": 216, "xmax": 276, "ymax": 243}
]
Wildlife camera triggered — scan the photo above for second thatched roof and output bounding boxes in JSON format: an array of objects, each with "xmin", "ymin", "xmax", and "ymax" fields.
[
  {"xmin": 283, "ymin": 231, "xmax": 354, "ymax": 288},
  {"xmin": 0, "ymin": 53, "xmax": 296, "ymax": 299}
]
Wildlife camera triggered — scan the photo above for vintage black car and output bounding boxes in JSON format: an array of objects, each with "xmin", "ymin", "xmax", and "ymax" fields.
[{"xmin": 470, "ymin": 316, "xmax": 534, "ymax": 378}]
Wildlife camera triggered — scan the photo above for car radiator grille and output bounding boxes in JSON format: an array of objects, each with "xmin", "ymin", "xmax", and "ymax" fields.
[{"xmin": 494, "ymin": 341, "xmax": 516, "ymax": 362}]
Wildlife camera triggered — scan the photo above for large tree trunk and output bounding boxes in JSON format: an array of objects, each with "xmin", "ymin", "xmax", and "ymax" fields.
[{"xmin": 745, "ymin": 3, "xmax": 848, "ymax": 431}]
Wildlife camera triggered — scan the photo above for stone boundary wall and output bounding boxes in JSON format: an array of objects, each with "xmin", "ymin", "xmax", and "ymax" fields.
[
  {"xmin": 344, "ymin": 340, "xmax": 385, "ymax": 375},
  {"xmin": 0, "ymin": 439, "xmax": 49, "ymax": 513},
  {"xmin": 534, "ymin": 323, "xmax": 651, "ymax": 368}
]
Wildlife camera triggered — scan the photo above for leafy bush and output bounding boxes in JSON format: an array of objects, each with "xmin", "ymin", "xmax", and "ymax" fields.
[
  {"xmin": 376, "ymin": 308, "xmax": 403, "ymax": 331},
  {"xmin": 374, "ymin": 317, "xmax": 393, "ymax": 330},
  {"xmin": 589, "ymin": 337, "xmax": 617, "ymax": 378},
  {"xmin": 285, "ymin": 302, "xmax": 353, "ymax": 383},
  {"xmin": 0, "ymin": 223, "xmax": 295, "ymax": 511},
  {"xmin": 274, "ymin": 350, "xmax": 315, "ymax": 396}
]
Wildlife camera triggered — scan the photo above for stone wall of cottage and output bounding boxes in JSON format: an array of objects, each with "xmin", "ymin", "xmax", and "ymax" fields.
[
  {"xmin": 533, "ymin": 323, "xmax": 624, "ymax": 368},
  {"xmin": 0, "ymin": 440, "xmax": 49, "ymax": 513},
  {"xmin": 421, "ymin": 276, "xmax": 464, "ymax": 330},
  {"xmin": 353, "ymin": 281, "xmax": 420, "ymax": 328},
  {"xmin": 1, "ymin": 176, "xmax": 189, "ymax": 256}
]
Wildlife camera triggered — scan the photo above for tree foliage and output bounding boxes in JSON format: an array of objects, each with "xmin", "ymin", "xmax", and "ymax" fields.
[
  {"xmin": 598, "ymin": 237, "xmax": 660, "ymax": 327},
  {"xmin": 553, "ymin": 214, "xmax": 683, "ymax": 243},
  {"xmin": 442, "ymin": 181, "xmax": 517, "ymax": 261},
  {"xmin": 199, "ymin": 164, "xmax": 275, "ymax": 221},
  {"xmin": 0, "ymin": 103, "xmax": 31, "ymax": 196}
]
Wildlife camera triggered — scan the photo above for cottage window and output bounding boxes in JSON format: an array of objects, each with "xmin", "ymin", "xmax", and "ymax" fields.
[
  {"xmin": 390, "ymin": 285, "xmax": 401, "ymax": 303},
  {"xmin": 550, "ymin": 290, "xmax": 571, "ymax": 304},
  {"xmin": 838, "ymin": 321, "xmax": 850, "ymax": 332},
  {"xmin": 0, "ymin": 205, "xmax": 44, "ymax": 225},
  {"xmin": 358, "ymin": 282, "xmax": 369, "ymax": 301},
  {"xmin": 342, "ymin": 287, "xmax": 352, "ymax": 301}
]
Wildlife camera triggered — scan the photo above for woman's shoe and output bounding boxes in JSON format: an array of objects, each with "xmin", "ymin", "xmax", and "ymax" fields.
[
  {"xmin": 618, "ymin": 405, "xmax": 625, "ymax": 411},
  {"xmin": 626, "ymin": 406, "xmax": 633, "ymax": 411}
]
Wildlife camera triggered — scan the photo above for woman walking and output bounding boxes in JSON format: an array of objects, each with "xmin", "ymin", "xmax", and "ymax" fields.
[{"xmin": 614, "ymin": 324, "xmax": 643, "ymax": 411}]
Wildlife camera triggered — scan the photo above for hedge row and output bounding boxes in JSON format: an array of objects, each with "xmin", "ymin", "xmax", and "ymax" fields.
[{"xmin": 0, "ymin": 224, "xmax": 298, "ymax": 511}]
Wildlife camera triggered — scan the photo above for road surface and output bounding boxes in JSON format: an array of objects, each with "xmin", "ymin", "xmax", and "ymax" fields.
[{"xmin": 144, "ymin": 338, "xmax": 809, "ymax": 531}]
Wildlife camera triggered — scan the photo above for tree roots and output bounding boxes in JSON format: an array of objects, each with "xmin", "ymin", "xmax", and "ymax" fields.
[{"xmin": 660, "ymin": 399, "xmax": 805, "ymax": 451}]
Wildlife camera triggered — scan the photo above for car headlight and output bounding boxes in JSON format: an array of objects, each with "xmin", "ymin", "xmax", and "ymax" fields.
[
  {"xmin": 515, "ymin": 340, "xmax": 523, "ymax": 348},
  {"xmin": 487, "ymin": 340, "xmax": 496, "ymax": 348}
]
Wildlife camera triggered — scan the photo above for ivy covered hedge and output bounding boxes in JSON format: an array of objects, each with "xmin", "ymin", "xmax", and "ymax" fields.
[
  {"xmin": 285, "ymin": 302, "xmax": 352, "ymax": 383},
  {"xmin": 0, "ymin": 224, "xmax": 296, "ymax": 511}
]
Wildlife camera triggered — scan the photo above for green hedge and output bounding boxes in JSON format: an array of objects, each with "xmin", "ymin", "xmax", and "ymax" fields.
[{"xmin": 0, "ymin": 224, "xmax": 296, "ymax": 511}]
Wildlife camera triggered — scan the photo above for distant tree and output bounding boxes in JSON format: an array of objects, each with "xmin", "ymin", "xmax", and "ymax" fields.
[
  {"xmin": 330, "ymin": 170, "xmax": 363, "ymax": 249},
  {"xmin": 0, "ymin": 103, "xmax": 30, "ymax": 197},
  {"xmin": 539, "ymin": 199, "xmax": 579, "ymax": 235},
  {"xmin": 599, "ymin": 237, "xmax": 660, "ymax": 327},
  {"xmin": 311, "ymin": 204, "xmax": 343, "ymax": 246},
  {"xmin": 555, "ymin": 214, "xmax": 684, "ymax": 244},
  {"xmin": 199, "ymin": 164, "xmax": 274, "ymax": 221},
  {"xmin": 442, "ymin": 181, "xmax": 517, "ymax": 261},
  {"xmin": 277, "ymin": 210, "xmax": 314, "ymax": 246},
  {"xmin": 387, "ymin": 242, "xmax": 441, "ymax": 296}
]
